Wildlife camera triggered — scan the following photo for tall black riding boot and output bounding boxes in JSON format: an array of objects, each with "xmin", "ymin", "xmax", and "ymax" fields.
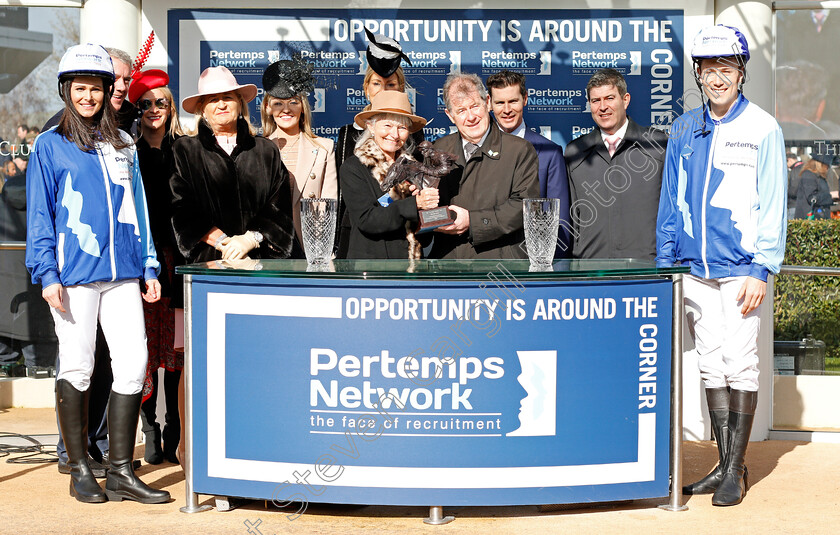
[
  {"xmin": 683, "ymin": 387, "xmax": 730, "ymax": 495},
  {"xmin": 140, "ymin": 371, "xmax": 163, "ymax": 464},
  {"xmin": 105, "ymin": 390, "xmax": 171, "ymax": 504},
  {"xmin": 55, "ymin": 379, "xmax": 106, "ymax": 503},
  {"xmin": 161, "ymin": 369, "xmax": 182, "ymax": 464},
  {"xmin": 712, "ymin": 389, "xmax": 757, "ymax": 506}
]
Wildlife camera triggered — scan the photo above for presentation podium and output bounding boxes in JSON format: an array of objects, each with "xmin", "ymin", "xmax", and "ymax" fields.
[{"xmin": 177, "ymin": 259, "xmax": 689, "ymax": 517}]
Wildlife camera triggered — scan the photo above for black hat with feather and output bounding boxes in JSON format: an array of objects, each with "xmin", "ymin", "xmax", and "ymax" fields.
[
  {"xmin": 365, "ymin": 28, "xmax": 412, "ymax": 78},
  {"xmin": 262, "ymin": 55, "xmax": 316, "ymax": 99}
]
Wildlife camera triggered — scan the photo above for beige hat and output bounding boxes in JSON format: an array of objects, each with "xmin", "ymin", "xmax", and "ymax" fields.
[
  {"xmin": 354, "ymin": 91, "xmax": 426, "ymax": 133},
  {"xmin": 181, "ymin": 66, "xmax": 258, "ymax": 114}
]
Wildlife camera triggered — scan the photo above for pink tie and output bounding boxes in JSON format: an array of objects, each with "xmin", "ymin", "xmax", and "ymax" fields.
[
  {"xmin": 606, "ymin": 134, "xmax": 620, "ymax": 157},
  {"xmin": 815, "ymin": 12, "xmax": 826, "ymax": 33}
]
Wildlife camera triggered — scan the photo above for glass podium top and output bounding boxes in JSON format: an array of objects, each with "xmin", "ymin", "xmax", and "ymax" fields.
[{"xmin": 177, "ymin": 258, "xmax": 688, "ymax": 281}]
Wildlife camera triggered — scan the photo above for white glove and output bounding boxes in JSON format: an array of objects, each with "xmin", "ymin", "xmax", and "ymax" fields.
[{"xmin": 221, "ymin": 231, "xmax": 259, "ymax": 260}]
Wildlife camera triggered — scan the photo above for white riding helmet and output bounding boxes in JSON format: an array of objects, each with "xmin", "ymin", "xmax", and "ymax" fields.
[
  {"xmin": 57, "ymin": 43, "xmax": 115, "ymax": 93},
  {"xmin": 691, "ymin": 25, "xmax": 750, "ymax": 96},
  {"xmin": 691, "ymin": 25, "xmax": 750, "ymax": 62}
]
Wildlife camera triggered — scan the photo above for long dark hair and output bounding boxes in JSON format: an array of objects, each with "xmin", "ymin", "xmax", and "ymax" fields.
[{"xmin": 57, "ymin": 76, "xmax": 130, "ymax": 151}]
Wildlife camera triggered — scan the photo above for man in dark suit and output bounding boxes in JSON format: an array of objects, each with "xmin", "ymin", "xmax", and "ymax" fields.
[
  {"xmin": 486, "ymin": 70, "xmax": 571, "ymax": 257},
  {"xmin": 564, "ymin": 68, "xmax": 668, "ymax": 260},
  {"xmin": 431, "ymin": 73, "xmax": 539, "ymax": 259}
]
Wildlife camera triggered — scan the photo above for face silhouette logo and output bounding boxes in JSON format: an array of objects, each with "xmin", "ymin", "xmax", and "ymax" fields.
[
  {"xmin": 448, "ymin": 51, "xmax": 461, "ymax": 74},
  {"xmin": 506, "ymin": 350, "xmax": 557, "ymax": 437},
  {"xmin": 405, "ymin": 87, "xmax": 417, "ymax": 112},
  {"xmin": 357, "ymin": 50, "xmax": 368, "ymax": 75},
  {"xmin": 629, "ymin": 51, "xmax": 642, "ymax": 75},
  {"xmin": 312, "ymin": 88, "xmax": 325, "ymax": 113},
  {"xmin": 539, "ymin": 51, "xmax": 552, "ymax": 76}
]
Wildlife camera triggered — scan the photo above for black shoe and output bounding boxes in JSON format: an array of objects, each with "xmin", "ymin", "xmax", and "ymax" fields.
[
  {"xmin": 712, "ymin": 389, "xmax": 757, "ymax": 506},
  {"xmin": 162, "ymin": 369, "xmax": 182, "ymax": 465},
  {"xmin": 55, "ymin": 380, "xmax": 107, "ymax": 503},
  {"xmin": 104, "ymin": 391, "xmax": 170, "ymax": 504},
  {"xmin": 162, "ymin": 424, "xmax": 180, "ymax": 464},
  {"xmin": 26, "ymin": 365, "xmax": 56, "ymax": 379},
  {"xmin": 163, "ymin": 443, "xmax": 179, "ymax": 464},
  {"xmin": 87, "ymin": 455, "xmax": 108, "ymax": 478},
  {"xmin": 144, "ymin": 428, "xmax": 164, "ymax": 465},
  {"xmin": 58, "ymin": 454, "xmax": 107, "ymax": 478},
  {"xmin": 0, "ymin": 362, "xmax": 25, "ymax": 378}
]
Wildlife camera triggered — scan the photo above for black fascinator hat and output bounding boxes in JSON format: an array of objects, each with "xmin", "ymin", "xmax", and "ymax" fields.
[
  {"xmin": 262, "ymin": 56, "xmax": 316, "ymax": 99},
  {"xmin": 811, "ymin": 152, "xmax": 836, "ymax": 166},
  {"xmin": 365, "ymin": 28, "xmax": 412, "ymax": 78}
]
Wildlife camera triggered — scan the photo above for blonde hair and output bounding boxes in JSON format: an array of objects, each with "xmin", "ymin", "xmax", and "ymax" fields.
[
  {"xmin": 138, "ymin": 86, "xmax": 184, "ymax": 139},
  {"xmin": 360, "ymin": 66, "xmax": 408, "ymax": 112},
  {"xmin": 362, "ymin": 66, "xmax": 406, "ymax": 97},
  {"xmin": 261, "ymin": 94, "xmax": 325, "ymax": 150},
  {"xmin": 190, "ymin": 91, "xmax": 257, "ymax": 136},
  {"xmin": 801, "ymin": 157, "xmax": 828, "ymax": 178}
]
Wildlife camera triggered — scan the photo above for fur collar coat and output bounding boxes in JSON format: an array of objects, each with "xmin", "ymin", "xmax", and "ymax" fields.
[
  {"xmin": 170, "ymin": 117, "xmax": 298, "ymax": 263},
  {"xmin": 338, "ymin": 137, "xmax": 423, "ymax": 259}
]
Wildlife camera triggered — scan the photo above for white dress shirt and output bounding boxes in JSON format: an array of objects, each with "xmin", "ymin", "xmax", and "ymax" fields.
[{"xmin": 600, "ymin": 119, "xmax": 629, "ymax": 153}]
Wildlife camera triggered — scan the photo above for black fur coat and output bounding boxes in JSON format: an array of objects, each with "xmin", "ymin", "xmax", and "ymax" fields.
[{"xmin": 170, "ymin": 117, "xmax": 297, "ymax": 263}]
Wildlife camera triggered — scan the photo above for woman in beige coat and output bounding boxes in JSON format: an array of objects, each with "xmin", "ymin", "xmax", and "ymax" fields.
[{"xmin": 261, "ymin": 58, "xmax": 337, "ymax": 245}]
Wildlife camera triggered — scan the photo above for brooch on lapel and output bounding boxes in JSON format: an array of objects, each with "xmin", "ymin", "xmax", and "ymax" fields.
[{"xmin": 487, "ymin": 149, "xmax": 499, "ymax": 157}]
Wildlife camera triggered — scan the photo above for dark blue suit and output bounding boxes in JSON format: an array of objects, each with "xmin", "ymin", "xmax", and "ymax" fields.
[{"xmin": 522, "ymin": 127, "xmax": 571, "ymax": 257}]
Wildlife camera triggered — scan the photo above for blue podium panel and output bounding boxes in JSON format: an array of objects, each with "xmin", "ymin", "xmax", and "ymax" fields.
[{"xmin": 189, "ymin": 276, "xmax": 672, "ymax": 506}]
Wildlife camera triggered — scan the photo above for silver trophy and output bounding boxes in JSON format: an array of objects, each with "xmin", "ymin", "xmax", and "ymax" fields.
[
  {"xmin": 523, "ymin": 198, "xmax": 560, "ymax": 268},
  {"xmin": 300, "ymin": 198, "xmax": 337, "ymax": 264}
]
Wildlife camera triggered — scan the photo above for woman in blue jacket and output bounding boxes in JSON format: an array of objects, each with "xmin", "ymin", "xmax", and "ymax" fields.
[{"xmin": 26, "ymin": 44, "xmax": 169, "ymax": 505}]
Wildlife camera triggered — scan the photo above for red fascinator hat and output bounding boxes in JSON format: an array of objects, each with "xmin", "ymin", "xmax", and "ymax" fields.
[{"xmin": 128, "ymin": 69, "xmax": 170, "ymax": 104}]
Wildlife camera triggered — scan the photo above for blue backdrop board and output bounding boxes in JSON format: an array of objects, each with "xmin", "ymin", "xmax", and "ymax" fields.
[
  {"xmin": 167, "ymin": 9, "xmax": 683, "ymax": 147},
  {"xmin": 188, "ymin": 274, "xmax": 673, "ymax": 507}
]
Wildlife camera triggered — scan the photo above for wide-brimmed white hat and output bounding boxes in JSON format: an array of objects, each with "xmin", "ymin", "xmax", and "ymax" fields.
[{"xmin": 181, "ymin": 66, "xmax": 257, "ymax": 114}]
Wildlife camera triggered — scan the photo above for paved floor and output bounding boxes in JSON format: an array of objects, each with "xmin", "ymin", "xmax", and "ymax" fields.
[{"xmin": 2, "ymin": 407, "xmax": 839, "ymax": 534}]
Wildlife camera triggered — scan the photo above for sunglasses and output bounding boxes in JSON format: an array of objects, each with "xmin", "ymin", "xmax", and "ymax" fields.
[{"xmin": 138, "ymin": 98, "xmax": 169, "ymax": 112}]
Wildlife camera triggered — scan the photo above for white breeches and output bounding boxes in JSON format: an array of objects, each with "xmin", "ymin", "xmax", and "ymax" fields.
[
  {"xmin": 51, "ymin": 279, "xmax": 148, "ymax": 395},
  {"xmin": 684, "ymin": 274, "xmax": 763, "ymax": 392}
]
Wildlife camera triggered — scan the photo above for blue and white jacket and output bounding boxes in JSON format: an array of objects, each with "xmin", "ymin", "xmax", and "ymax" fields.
[
  {"xmin": 656, "ymin": 95, "xmax": 787, "ymax": 282},
  {"xmin": 26, "ymin": 127, "xmax": 159, "ymax": 288}
]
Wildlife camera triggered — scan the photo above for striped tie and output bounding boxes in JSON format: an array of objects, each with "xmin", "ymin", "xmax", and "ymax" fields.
[{"xmin": 465, "ymin": 142, "xmax": 480, "ymax": 161}]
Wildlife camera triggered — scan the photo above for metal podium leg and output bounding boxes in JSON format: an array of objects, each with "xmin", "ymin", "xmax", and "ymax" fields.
[
  {"xmin": 660, "ymin": 273, "xmax": 688, "ymax": 512},
  {"xmin": 180, "ymin": 275, "xmax": 212, "ymax": 514},
  {"xmin": 423, "ymin": 506, "xmax": 454, "ymax": 525}
]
